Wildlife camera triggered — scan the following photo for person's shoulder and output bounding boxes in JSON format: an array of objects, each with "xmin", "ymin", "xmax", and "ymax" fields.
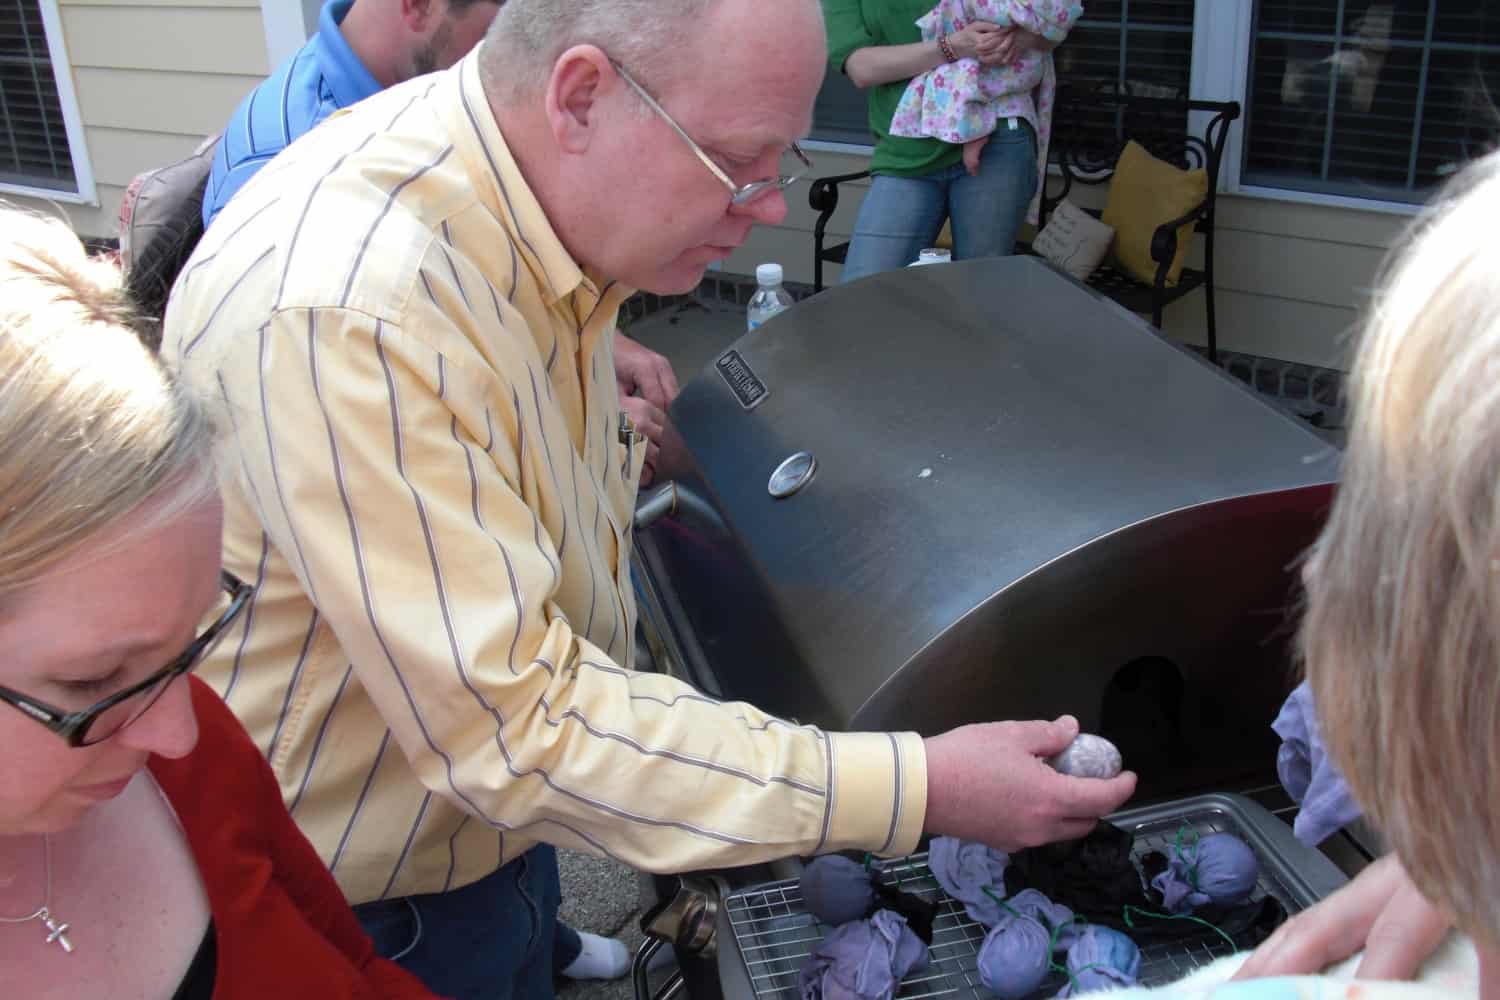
[{"xmin": 220, "ymin": 44, "xmax": 325, "ymax": 165}]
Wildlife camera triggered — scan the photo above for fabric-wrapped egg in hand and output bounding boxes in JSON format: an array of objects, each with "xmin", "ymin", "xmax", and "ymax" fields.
[
  {"xmin": 1046, "ymin": 733, "xmax": 1123, "ymax": 779},
  {"xmin": 801, "ymin": 855, "xmax": 878, "ymax": 926},
  {"xmin": 1150, "ymin": 831, "xmax": 1259, "ymax": 913}
]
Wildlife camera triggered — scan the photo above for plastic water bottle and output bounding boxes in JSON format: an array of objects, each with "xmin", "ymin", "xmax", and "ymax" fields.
[
  {"xmin": 747, "ymin": 262, "xmax": 795, "ymax": 331},
  {"xmin": 908, "ymin": 248, "xmax": 952, "ymax": 267}
]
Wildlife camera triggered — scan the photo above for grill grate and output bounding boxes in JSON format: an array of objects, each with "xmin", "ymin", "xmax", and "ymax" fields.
[{"xmin": 723, "ymin": 806, "xmax": 1308, "ymax": 1000}]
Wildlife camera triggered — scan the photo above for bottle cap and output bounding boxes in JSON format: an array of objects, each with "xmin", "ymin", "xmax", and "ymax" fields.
[{"xmin": 756, "ymin": 263, "xmax": 784, "ymax": 286}]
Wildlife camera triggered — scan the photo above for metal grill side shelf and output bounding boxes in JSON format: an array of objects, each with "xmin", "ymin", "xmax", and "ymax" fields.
[{"xmin": 717, "ymin": 793, "xmax": 1347, "ymax": 1000}]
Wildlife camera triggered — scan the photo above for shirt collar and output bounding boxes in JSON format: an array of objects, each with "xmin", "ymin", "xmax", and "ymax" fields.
[
  {"xmin": 315, "ymin": 0, "xmax": 383, "ymax": 111},
  {"xmin": 443, "ymin": 51, "xmax": 632, "ymax": 314}
]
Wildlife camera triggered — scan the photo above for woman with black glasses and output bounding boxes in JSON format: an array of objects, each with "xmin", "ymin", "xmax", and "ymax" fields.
[{"xmin": 0, "ymin": 206, "xmax": 442, "ymax": 999}]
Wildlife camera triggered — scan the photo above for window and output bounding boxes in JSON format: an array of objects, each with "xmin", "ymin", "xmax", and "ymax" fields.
[
  {"xmin": 0, "ymin": 0, "xmax": 76, "ymax": 192},
  {"xmin": 1059, "ymin": 1, "xmax": 1195, "ymax": 99},
  {"xmin": 808, "ymin": 1, "xmax": 1196, "ymax": 145},
  {"xmin": 1243, "ymin": 1, "xmax": 1500, "ymax": 204}
]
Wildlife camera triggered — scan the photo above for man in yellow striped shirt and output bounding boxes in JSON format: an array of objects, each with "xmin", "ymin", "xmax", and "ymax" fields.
[{"xmin": 162, "ymin": 0, "xmax": 1136, "ymax": 996}]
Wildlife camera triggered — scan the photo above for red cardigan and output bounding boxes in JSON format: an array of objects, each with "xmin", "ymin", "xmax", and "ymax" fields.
[{"xmin": 148, "ymin": 678, "xmax": 442, "ymax": 999}]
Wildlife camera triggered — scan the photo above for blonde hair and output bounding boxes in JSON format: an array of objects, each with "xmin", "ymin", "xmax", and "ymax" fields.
[
  {"xmin": 0, "ymin": 205, "xmax": 218, "ymax": 597},
  {"xmin": 1300, "ymin": 151, "xmax": 1500, "ymax": 946}
]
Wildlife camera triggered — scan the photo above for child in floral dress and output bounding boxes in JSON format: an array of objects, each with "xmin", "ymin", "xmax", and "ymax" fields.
[{"xmin": 889, "ymin": 0, "xmax": 1082, "ymax": 223}]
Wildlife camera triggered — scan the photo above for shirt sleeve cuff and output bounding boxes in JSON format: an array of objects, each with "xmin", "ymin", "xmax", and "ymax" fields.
[{"xmin": 821, "ymin": 731, "xmax": 927, "ymax": 858}]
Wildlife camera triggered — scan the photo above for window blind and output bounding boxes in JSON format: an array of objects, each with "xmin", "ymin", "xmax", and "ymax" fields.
[
  {"xmin": 0, "ymin": 0, "xmax": 75, "ymax": 191},
  {"xmin": 1244, "ymin": 1, "xmax": 1500, "ymax": 203}
]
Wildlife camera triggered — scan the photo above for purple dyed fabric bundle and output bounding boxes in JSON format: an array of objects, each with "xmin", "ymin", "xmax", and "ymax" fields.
[
  {"xmin": 801, "ymin": 856, "xmax": 878, "ymax": 926},
  {"xmin": 1055, "ymin": 925, "xmax": 1141, "ymax": 996},
  {"xmin": 1149, "ymin": 832, "xmax": 1259, "ymax": 913},
  {"xmin": 928, "ymin": 836, "xmax": 1010, "ymax": 926},
  {"xmin": 974, "ymin": 890, "xmax": 1079, "ymax": 998},
  {"xmin": 1272, "ymin": 680, "xmax": 1364, "ymax": 847},
  {"xmin": 799, "ymin": 909, "xmax": 930, "ymax": 1000}
]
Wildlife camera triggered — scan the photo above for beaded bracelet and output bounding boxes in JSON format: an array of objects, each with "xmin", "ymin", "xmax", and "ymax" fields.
[{"xmin": 938, "ymin": 31, "xmax": 958, "ymax": 63}]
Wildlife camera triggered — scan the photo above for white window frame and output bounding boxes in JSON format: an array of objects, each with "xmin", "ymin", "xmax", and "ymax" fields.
[
  {"xmin": 0, "ymin": 0, "xmax": 97, "ymax": 205},
  {"xmin": 260, "ymin": 0, "xmax": 312, "ymax": 68}
]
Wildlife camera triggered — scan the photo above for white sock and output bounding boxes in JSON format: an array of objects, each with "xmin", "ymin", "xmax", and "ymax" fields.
[{"xmin": 559, "ymin": 931, "xmax": 630, "ymax": 981}]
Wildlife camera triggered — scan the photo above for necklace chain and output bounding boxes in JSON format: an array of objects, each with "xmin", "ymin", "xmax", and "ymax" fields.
[{"xmin": 0, "ymin": 836, "xmax": 73, "ymax": 953}]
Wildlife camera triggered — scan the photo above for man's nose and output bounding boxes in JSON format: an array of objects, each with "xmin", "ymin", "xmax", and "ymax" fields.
[
  {"xmin": 118, "ymin": 675, "xmax": 200, "ymax": 760},
  {"xmin": 732, "ymin": 188, "xmax": 789, "ymax": 226}
]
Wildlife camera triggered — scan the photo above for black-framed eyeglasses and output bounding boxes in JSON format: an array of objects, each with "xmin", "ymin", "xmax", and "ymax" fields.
[
  {"xmin": 0, "ymin": 571, "xmax": 253, "ymax": 747},
  {"xmin": 609, "ymin": 58, "xmax": 814, "ymax": 206}
]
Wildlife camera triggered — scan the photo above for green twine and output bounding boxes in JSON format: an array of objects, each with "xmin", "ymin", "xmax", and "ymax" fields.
[
  {"xmin": 1123, "ymin": 903, "xmax": 1236, "ymax": 951},
  {"xmin": 1046, "ymin": 915, "xmax": 1089, "ymax": 994},
  {"xmin": 1173, "ymin": 826, "xmax": 1203, "ymax": 892},
  {"xmin": 980, "ymin": 884, "xmax": 1024, "ymax": 922}
]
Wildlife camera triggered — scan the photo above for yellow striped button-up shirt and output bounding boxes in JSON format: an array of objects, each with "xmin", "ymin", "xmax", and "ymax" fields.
[{"xmin": 162, "ymin": 52, "xmax": 927, "ymax": 904}]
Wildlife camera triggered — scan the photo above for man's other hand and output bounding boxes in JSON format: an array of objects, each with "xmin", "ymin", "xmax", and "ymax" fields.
[{"xmin": 614, "ymin": 330, "xmax": 680, "ymax": 413}]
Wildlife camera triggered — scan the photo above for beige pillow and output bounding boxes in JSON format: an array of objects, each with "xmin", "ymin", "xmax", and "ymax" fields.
[
  {"xmin": 1101, "ymin": 140, "xmax": 1208, "ymax": 287},
  {"xmin": 1033, "ymin": 199, "xmax": 1116, "ymax": 281}
]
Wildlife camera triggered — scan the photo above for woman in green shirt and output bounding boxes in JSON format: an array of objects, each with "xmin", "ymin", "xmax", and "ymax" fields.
[{"xmin": 822, "ymin": 0, "xmax": 1056, "ymax": 281}]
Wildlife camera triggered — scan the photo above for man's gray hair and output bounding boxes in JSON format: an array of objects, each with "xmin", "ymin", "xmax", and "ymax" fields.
[{"xmin": 480, "ymin": 0, "xmax": 720, "ymax": 104}]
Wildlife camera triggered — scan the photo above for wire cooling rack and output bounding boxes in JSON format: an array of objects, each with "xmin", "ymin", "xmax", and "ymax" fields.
[{"xmin": 723, "ymin": 803, "xmax": 1313, "ymax": 1000}]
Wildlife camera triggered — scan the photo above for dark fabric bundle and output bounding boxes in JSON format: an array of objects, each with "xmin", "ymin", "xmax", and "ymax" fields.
[
  {"xmin": 799, "ymin": 855, "xmax": 939, "ymax": 944},
  {"xmin": 1003, "ymin": 821, "xmax": 1153, "ymax": 923},
  {"xmin": 1004, "ymin": 824, "xmax": 1288, "ymax": 950}
]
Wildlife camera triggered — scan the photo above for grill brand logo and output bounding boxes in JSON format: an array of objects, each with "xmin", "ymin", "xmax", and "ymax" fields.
[{"xmin": 715, "ymin": 350, "xmax": 769, "ymax": 410}]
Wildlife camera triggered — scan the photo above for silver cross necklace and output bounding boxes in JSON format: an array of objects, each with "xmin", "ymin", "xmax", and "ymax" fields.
[{"xmin": 0, "ymin": 835, "xmax": 74, "ymax": 954}]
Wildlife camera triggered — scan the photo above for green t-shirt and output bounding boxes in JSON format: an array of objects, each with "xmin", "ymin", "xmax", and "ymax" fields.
[{"xmin": 822, "ymin": 0, "xmax": 964, "ymax": 177}]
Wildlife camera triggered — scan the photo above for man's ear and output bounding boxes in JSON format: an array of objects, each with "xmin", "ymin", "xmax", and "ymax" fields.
[
  {"xmin": 400, "ymin": 0, "xmax": 438, "ymax": 31},
  {"xmin": 546, "ymin": 45, "xmax": 611, "ymax": 155}
]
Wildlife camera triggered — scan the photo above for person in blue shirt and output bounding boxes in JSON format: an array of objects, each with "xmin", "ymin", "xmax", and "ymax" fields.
[
  {"xmin": 199, "ymin": 0, "xmax": 650, "ymax": 988},
  {"xmin": 203, "ymin": 0, "xmax": 499, "ymax": 227},
  {"xmin": 201, "ymin": 0, "xmax": 678, "ymax": 489}
]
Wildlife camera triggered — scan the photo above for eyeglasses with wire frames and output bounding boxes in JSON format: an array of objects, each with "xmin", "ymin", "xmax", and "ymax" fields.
[
  {"xmin": 0, "ymin": 571, "xmax": 253, "ymax": 747},
  {"xmin": 608, "ymin": 59, "xmax": 813, "ymax": 207}
]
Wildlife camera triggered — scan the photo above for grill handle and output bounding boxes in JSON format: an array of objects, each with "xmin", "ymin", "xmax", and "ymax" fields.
[
  {"xmin": 631, "ymin": 939, "xmax": 685, "ymax": 1000},
  {"xmin": 634, "ymin": 482, "xmax": 679, "ymax": 531}
]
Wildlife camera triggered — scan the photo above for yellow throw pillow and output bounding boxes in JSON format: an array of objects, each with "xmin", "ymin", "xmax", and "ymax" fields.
[{"xmin": 1101, "ymin": 140, "xmax": 1208, "ymax": 287}]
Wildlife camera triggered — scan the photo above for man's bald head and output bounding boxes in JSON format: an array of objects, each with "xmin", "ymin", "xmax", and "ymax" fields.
[{"xmin": 479, "ymin": 0, "xmax": 824, "ymax": 106}]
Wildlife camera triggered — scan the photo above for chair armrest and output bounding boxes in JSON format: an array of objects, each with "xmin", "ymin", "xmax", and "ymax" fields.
[
  {"xmin": 808, "ymin": 170, "xmax": 872, "ymax": 215},
  {"xmin": 1148, "ymin": 201, "xmax": 1208, "ymax": 268}
]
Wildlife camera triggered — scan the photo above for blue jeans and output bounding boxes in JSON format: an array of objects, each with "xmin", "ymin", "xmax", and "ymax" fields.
[
  {"xmin": 839, "ymin": 120, "xmax": 1038, "ymax": 284},
  {"xmin": 355, "ymin": 844, "xmax": 570, "ymax": 1000}
]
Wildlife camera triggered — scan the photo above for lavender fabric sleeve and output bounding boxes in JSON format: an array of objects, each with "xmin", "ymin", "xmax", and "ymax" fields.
[
  {"xmin": 928, "ymin": 837, "xmax": 1010, "ymax": 926},
  {"xmin": 1272, "ymin": 681, "xmax": 1364, "ymax": 847},
  {"xmin": 800, "ymin": 910, "xmax": 930, "ymax": 1000}
]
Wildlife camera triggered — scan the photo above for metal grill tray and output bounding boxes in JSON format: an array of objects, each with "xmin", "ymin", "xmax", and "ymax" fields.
[{"xmin": 717, "ymin": 793, "xmax": 1347, "ymax": 1000}]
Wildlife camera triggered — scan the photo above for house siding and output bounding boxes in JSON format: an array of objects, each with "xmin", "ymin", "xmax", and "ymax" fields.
[{"xmin": 5, "ymin": 0, "xmax": 267, "ymax": 238}]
